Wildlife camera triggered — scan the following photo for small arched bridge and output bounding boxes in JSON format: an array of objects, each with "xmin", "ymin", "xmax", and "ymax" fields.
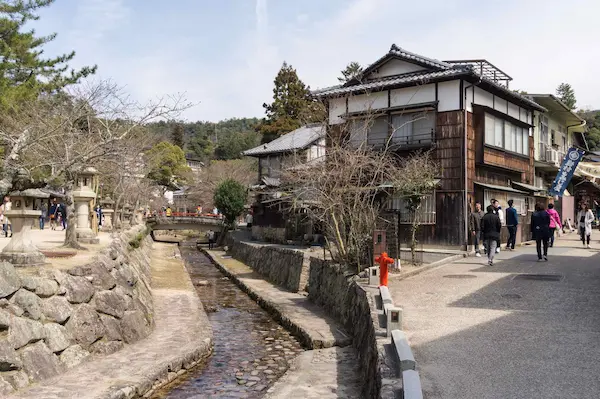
[{"xmin": 146, "ymin": 214, "xmax": 224, "ymax": 233}]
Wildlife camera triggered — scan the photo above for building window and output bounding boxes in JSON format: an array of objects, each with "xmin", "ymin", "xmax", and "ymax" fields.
[
  {"xmin": 387, "ymin": 192, "xmax": 436, "ymax": 225},
  {"xmin": 483, "ymin": 190, "xmax": 529, "ymax": 220},
  {"xmin": 391, "ymin": 112, "xmax": 434, "ymax": 146},
  {"xmin": 484, "ymin": 113, "xmax": 528, "ymax": 155}
]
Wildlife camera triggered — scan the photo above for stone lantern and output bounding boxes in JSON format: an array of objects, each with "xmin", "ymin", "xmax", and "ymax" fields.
[
  {"xmin": 122, "ymin": 203, "xmax": 133, "ymax": 227},
  {"xmin": 100, "ymin": 197, "xmax": 115, "ymax": 231},
  {"xmin": 0, "ymin": 189, "xmax": 50, "ymax": 266},
  {"xmin": 133, "ymin": 206, "xmax": 145, "ymax": 225},
  {"xmin": 72, "ymin": 167, "xmax": 99, "ymax": 244}
]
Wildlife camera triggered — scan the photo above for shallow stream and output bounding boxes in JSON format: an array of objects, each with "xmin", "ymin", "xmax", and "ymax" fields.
[{"xmin": 153, "ymin": 241, "xmax": 303, "ymax": 398}]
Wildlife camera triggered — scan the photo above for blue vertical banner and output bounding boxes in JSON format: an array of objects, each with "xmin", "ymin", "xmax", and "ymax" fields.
[{"xmin": 548, "ymin": 147, "xmax": 586, "ymax": 197}]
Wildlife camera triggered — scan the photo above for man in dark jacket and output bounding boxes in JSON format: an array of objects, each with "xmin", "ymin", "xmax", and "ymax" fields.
[
  {"xmin": 470, "ymin": 202, "xmax": 484, "ymax": 257},
  {"xmin": 531, "ymin": 203, "xmax": 551, "ymax": 261},
  {"xmin": 505, "ymin": 199, "xmax": 519, "ymax": 250},
  {"xmin": 481, "ymin": 205, "xmax": 501, "ymax": 266}
]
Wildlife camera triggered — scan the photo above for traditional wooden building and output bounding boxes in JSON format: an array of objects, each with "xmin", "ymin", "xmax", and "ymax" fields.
[
  {"xmin": 314, "ymin": 44, "xmax": 546, "ymax": 249},
  {"xmin": 243, "ymin": 124, "xmax": 326, "ymax": 243}
]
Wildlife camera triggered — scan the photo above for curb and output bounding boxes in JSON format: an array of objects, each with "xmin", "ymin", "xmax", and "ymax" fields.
[
  {"xmin": 202, "ymin": 249, "xmax": 350, "ymax": 349},
  {"xmin": 389, "ymin": 254, "xmax": 465, "ymax": 281}
]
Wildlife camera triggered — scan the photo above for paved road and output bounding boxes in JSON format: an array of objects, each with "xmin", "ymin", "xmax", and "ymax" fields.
[{"xmin": 389, "ymin": 233, "xmax": 600, "ymax": 399}]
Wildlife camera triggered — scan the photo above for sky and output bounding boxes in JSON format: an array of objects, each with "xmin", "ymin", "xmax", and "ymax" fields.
[{"xmin": 33, "ymin": 0, "xmax": 600, "ymax": 122}]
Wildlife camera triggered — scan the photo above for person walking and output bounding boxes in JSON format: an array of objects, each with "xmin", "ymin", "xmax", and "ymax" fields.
[
  {"xmin": 39, "ymin": 202, "xmax": 48, "ymax": 230},
  {"xmin": 1, "ymin": 196, "xmax": 12, "ymax": 238},
  {"xmin": 505, "ymin": 199, "xmax": 518, "ymax": 251},
  {"xmin": 470, "ymin": 202, "xmax": 484, "ymax": 257},
  {"xmin": 59, "ymin": 202, "xmax": 67, "ymax": 230},
  {"xmin": 531, "ymin": 203, "xmax": 551, "ymax": 261},
  {"xmin": 207, "ymin": 229, "xmax": 215, "ymax": 249},
  {"xmin": 481, "ymin": 205, "xmax": 501, "ymax": 266},
  {"xmin": 546, "ymin": 203, "xmax": 562, "ymax": 247},
  {"xmin": 577, "ymin": 203, "xmax": 594, "ymax": 248},
  {"xmin": 491, "ymin": 199, "xmax": 504, "ymax": 253}
]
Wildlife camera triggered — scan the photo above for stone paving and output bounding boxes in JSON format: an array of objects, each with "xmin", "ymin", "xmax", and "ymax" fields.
[
  {"xmin": 388, "ymin": 232, "xmax": 600, "ymax": 399},
  {"xmin": 0, "ymin": 229, "xmax": 112, "ymax": 270},
  {"xmin": 8, "ymin": 242, "xmax": 212, "ymax": 399},
  {"xmin": 264, "ymin": 346, "xmax": 362, "ymax": 399}
]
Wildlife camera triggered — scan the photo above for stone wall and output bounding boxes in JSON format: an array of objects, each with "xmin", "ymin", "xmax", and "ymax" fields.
[
  {"xmin": 308, "ymin": 258, "xmax": 381, "ymax": 398},
  {"xmin": 0, "ymin": 225, "xmax": 154, "ymax": 395},
  {"xmin": 226, "ymin": 236, "xmax": 307, "ymax": 292},
  {"xmin": 250, "ymin": 226, "xmax": 286, "ymax": 244}
]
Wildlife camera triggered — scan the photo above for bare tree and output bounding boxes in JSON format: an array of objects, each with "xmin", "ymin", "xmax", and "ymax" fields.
[{"xmin": 0, "ymin": 80, "xmax": 190, "ymax": 248}]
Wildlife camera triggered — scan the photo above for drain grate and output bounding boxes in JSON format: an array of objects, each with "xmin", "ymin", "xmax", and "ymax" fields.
[
  {"xmin": 513, "ymin": 274, "xmax": 563, "ymax": 282},
  {"xmin": 443, "ymin": 274, "xmax": 477, "ymax": 279}
]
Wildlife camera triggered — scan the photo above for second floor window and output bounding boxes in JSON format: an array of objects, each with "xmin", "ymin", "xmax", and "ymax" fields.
[
  {"xmin": 391, "ymin": 112, "xmax": 435, "ymax": 146},
  {"xmin": 484, "ymin": 113, "xmax": 529, "ymax": 155}
]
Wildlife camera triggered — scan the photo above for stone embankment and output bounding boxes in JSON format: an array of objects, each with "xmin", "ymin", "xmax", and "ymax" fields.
[
  {"xmin": 0, "ymin": 226, "xmax": 154, "ymax": 395},
  {"xmin": 225, "ymin": 236, "xmax": 308, "ymax": 292},
  {"xmin": 7, "ymin": 237, "xmax": 213, "ymax": 399}
]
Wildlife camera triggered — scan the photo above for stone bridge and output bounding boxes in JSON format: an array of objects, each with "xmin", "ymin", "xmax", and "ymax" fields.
[{"xmin": 145, "ymin": 215, "xmax": 224, "ymax": 232}]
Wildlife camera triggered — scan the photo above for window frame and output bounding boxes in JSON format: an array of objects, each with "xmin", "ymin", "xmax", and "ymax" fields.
[
  {"xmin": 484, "ymin": 112, "xmax": 529, "ymax": 156},
  {"xmin": 387, "ymin": 192, "xmax": 436, "ymax": 225}
]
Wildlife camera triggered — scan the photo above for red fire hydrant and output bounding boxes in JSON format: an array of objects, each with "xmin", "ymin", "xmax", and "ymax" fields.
[{"xmin": 375, "ymin": 252, "xmax": 394, "ymax": 287}]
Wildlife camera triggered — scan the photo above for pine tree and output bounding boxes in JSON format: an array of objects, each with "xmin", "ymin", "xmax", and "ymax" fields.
[
  {"xmin": 257, "ymin": 62, "xmax": 324, "ymax": 144},
  {"xmin": 338, "ymin": 61, "xmax": 363, "ymax": 83},
  {"xmin": 171, "ymin": 123, "xmax": 185, "ymax": 148},
  {"xmin": 0, "ymin": 0, "xmax": 96, "ymax": 108},
  {"xmin": 556, "ymin": 83, "xmax": 576, "ymax": 110}
]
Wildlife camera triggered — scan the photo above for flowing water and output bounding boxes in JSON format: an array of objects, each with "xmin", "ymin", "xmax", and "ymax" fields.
[{"xmin": 153, "ymin": 242, "xmax": 304, "ymax": 398}]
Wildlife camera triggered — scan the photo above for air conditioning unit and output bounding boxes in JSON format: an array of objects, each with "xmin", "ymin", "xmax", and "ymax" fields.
[
  {"xmin": 549, "ymin": 149, "xmax": 561, "ymax": 166},
  {"xmin": 545, "ymin": 149, "xmax": 553, "ymax": 163}
]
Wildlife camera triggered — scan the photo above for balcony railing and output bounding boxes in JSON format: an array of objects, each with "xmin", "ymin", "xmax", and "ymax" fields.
[{"xmin": 357, "ymin": 131, "xmax": 435, "ymax": 150}]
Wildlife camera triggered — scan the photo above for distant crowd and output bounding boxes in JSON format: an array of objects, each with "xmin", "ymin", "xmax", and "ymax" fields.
[{"xmin": 471, "ymin": 199, "xmax": 595, "ymax": 266}]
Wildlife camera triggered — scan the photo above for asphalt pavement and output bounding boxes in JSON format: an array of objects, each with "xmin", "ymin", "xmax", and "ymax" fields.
[{"xmin": 388, "ymin": 232, "xmax": 600, "ymax": 399}]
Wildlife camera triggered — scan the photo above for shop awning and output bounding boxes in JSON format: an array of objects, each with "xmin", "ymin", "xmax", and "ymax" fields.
[
  {"xmin": 474, "ymin": 182, "xmax": 528, "ymax": 194},
  {"xmin": 511, "ymin": 181, "xmax": 546, "ymax": 194}
]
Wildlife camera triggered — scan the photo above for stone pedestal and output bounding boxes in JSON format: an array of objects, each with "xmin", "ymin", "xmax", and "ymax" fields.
[
  {"xmin": 0, "ymin": 190, "xmax": 50, "ymax": 266},
  {"xmin": 73, "ymin": 167, "xmax": 99, "ymax": 244}
]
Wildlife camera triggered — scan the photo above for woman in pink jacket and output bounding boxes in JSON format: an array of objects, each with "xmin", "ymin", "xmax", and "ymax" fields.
[{"xmin": 547, "ymin": 203, "xmax": 562, "ymax": 247}]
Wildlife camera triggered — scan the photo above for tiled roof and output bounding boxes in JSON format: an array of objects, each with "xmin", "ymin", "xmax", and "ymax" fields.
[
  {"xmin": 385, "ymin": 44, "xmax": 452, "ymax": 70},
  {"xmin": 313, "ymin": 44, "xmax": 545, "ymax": 112},
  {"xmin": 313, "ymin": 68, "xmax": 469, "ymax": 97},
  {"xmin": 243, "ymin": 124, "xmax": 325, "ymax": 156}
]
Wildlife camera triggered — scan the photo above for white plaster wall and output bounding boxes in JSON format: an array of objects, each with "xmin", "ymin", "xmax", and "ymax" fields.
[
  {"xmin": 390, "ymin": 84, "xmax": 435, "ymax": 108},
  {"xmin": 437, "ymin": 80, "xmax": 460, "ymax": 111},
  {"xmin": 507, "ymin": 102, "xmax": 520, "ymax": 120},
  {"xmin": 347, "ymin": 92, "xmax": 388, "ymax": 113},
  {"xmin": 369, "ymin": 59, "xmax": 427, "ymax": 79},
  {"xmin": 328, "ymin": 97, "xmax": 346, "ymax": 125},
  {"xmin": 465, "ymin": 84, "xmax": 474, "ymax": 112},
  {"xmin": 519, "ymin": 109, "xmax": 530, "ymax": 124},
  {"xmin": 494, "ymin": 97, "xmax": 508, "ymax": 113},
  {"xmin": 474, "ymin": 86, "xmax": 494, "ymax": 108},
  {"xmin": 307, "ymin": 139, "xmax": 326, "ymax": 162}
]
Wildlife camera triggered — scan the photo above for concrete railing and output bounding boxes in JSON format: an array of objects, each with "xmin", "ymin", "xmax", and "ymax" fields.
[{"xmin": 378, "ymin": 286, "xmax": 423, "ymax": 399}]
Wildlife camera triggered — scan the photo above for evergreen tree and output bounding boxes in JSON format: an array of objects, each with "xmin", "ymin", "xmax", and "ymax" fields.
[
  {"xmin": 0, "ymin": 0, "xmax": 96, "ymax": 107},
  {"xmin": 145, "ymin": 141, "xmax": 192, "ymax": 190},
  {"xmin": 556, "ymin": 83, "xmax": 576, "ymax": 110},
  {"xmin": 257, "ymin": 62, "xmax": 324, "ymax": 144},
  {"xmin": 171, "ymin": 123, "xmax": 185, "ymax": 148},
  {"xmin": 338, "ymin": 61, "xmax": 363, "ymax": 83}
]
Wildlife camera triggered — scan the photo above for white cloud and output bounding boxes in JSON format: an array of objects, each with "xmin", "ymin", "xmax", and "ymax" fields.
[{"xmin": 68, "ymin": 0, "xmax": 130, "ymax": 44}]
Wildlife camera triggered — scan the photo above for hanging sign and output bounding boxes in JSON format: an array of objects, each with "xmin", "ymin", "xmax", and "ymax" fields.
[{"xmin": 548, "ymin": 147, "xmax": 585, "ymax": 197}]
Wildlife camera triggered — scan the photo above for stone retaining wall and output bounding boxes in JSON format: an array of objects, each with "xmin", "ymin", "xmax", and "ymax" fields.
[
  {"xmin": 0, "ymin": 226, "xmax": 154, "ymax": 395},
  {"xmin": 225, "ymin": 236, "xmax": 307, "ymax": 292},
  {"xmin": 308, "ymin": 259, "xmax": 381, "ymax": 398}
]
